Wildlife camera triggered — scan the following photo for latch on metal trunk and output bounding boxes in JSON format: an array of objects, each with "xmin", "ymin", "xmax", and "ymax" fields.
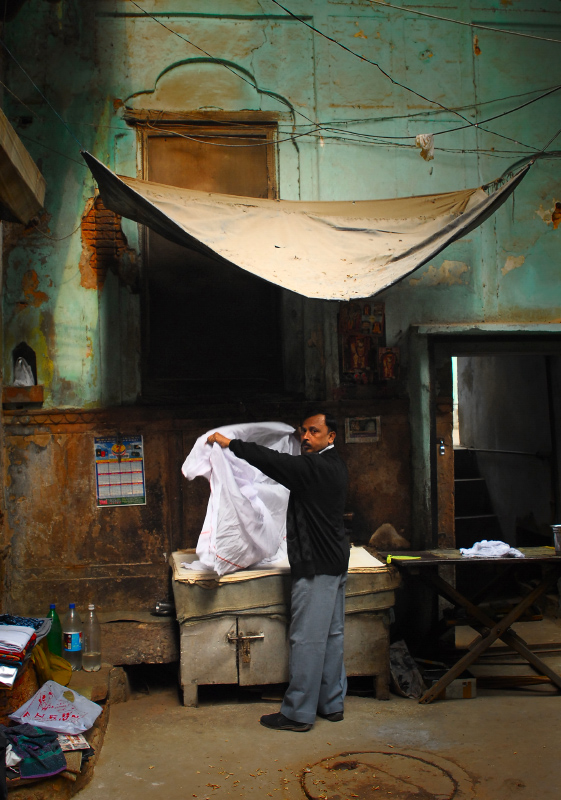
[{"xmin": 227, "ymin": 631, "xmax": 265, "ymax": 663}]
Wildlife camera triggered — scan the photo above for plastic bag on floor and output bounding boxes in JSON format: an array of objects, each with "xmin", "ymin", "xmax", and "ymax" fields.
[
  {"xmin": 9, "ymin": 680, "xmax": 102, "ymax": 734},
  {"xmin": 182, "ymin": 422, "xmax": 300, "ymax": 575},
  {"xmin": 389, "ymin": 640, "xmax": 427, "ymax": 699}
]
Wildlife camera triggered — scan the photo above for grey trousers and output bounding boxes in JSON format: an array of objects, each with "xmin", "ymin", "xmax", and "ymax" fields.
[{"xmin": 280, "ymin": 572, "xmax": 347, "ymax": 725}]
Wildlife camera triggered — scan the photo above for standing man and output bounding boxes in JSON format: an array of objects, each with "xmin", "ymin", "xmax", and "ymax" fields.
[{"xmin": 207, "ymin": 411, "xmax": 349, "ymax": 732}]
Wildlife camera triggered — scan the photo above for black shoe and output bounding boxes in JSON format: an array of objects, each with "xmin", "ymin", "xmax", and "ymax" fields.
[
  {"xmin": 260, "ymin": 712, "xmax": 312, "ymax": 732},
  {"xmin": 318, "ymin": 711, "xmax": 344, "ymax": 722}
]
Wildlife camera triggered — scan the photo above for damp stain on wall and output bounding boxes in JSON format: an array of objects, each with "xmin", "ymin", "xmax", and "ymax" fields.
[
  {"xmin": 409, "ymin": 260, "xmax": 470, "ymax": 288},
  {"xmin": 17, "ymin": 270, "xmax": 48, "ymax": 310},
  {"xmin": 501, "ymin": 255, "xmax": 526, "ymax": 276}
]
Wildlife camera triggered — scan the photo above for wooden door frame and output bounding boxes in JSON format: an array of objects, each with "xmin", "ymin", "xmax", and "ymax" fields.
[
  {"xmin": 125, "ymin": 111, "xmax": 281, "ymax": 402},
  {"xmin": 409, "ymin": 326, "xmax": 561, "ymax": 551}
]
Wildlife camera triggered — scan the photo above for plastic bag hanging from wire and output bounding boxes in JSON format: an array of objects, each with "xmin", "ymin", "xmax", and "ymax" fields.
[
  {"xmin": 13, "ymin": 357, "xmax": 34, "ymax": 387},
  {"xmin": 415, "ymin": 133, "xmax": 435, "ymax": 161}
]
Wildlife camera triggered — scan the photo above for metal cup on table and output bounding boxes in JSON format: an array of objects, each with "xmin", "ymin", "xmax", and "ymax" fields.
[{"xmin": 551, "ymin": 525, "xmax": 561, "ymax": 555}]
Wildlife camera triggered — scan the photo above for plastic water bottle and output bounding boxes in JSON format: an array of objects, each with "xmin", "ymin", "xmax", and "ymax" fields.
[
  {"xmin": 62, "ymin": 603, "xmax": 82, "ymax": 670},
  {"xmin": 82, "ymin": 604, "xmax": 101, "ymax": 672},
  {"xmin": 46, "ymin": 604, "xmax": 62, "ymax": 656}
]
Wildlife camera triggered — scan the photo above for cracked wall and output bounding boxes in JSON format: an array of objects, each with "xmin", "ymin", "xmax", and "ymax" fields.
[{"xmin": 1, "ymin": 0, "xmax": 560, "ymax": 610}]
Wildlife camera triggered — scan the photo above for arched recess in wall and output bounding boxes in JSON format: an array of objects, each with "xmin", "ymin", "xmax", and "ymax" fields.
[{"xmin": 125, "ymin": 58, "xmax": 295, "ymax": 117}]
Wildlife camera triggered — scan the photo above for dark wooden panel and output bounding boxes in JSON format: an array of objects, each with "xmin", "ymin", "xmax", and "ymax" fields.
[
  {"xmin": 4, "ymin": 402, "xmax": 413, "ymax": 615},
  {"xmin": 143, "ymin": 124, "xmax": 284, "ymax": 400}
]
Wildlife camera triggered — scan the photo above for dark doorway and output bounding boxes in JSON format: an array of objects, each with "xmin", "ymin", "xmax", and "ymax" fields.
[
  {"xmin": 139, "ymin": 120, "xmax": 284, "ymax": 402},
  {"xmin": 432, "ymin": 338, "xmax": 561, "ymax": 551},
  {"xmin": 455, "ymin": 353, "xmax": 561, "ymax": 548}
]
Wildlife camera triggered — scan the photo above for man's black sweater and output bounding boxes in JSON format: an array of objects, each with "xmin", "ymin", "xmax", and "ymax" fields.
[{"xmin": 228, "ymin": 440, "xmax": 349, "ymax": 578}]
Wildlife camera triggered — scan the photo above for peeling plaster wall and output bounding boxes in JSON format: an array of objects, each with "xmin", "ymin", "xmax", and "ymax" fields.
[
  {"xmin": 1, "ymin": 1, "xmax": 560, "ymax": 610},
  {"xmin": 4, "ymin": 0, "xmax": 561, "ymax": 405}
]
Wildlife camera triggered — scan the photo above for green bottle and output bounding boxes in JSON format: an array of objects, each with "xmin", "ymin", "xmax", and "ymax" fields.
[{"xmin": 46, "ymin": 604, "xmax": 62, "ymax": 656}]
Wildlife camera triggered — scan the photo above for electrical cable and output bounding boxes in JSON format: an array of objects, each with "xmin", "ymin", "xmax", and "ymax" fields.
[
  {"xmin": 318, "ymin": 84, "xmax": 560, "ymax": 156},
  {"xmin": 267, "ymin": 1, "xmax": 544, "ymax": 151},
  {"xmin": 368, "ymin": 0, "xmax": 561, "ymax": 46},
  {"xmin": 324, "ymin": 84, "xmax": 561, "ymax": 142},
  {"xmin": 152, "ymin": 78, "xmax": 546, "ymax": 151},
  {"xmin": 17, "ymin": 132, "xmax": 88, "ymax": 167},
  {"xmin": 540, "ymin": 125, "xmax": 561, "ymax": 154},
  {"xmin": 67, "ymin": 83, "xmax": 561, "ymax": 132},
  {"xmin": 144, "ymin": 119, "xmax": 535, "ymax": 155},
  {"xmin": 32, "ymin": 219, "xmax": 83, "ymax": 242},
  {"xmin": 269, "ymin": 0, "xmax": 474, "ymax": 128},
  {"xmin": 0, "ymin": 0, "xmax": 555, "ymax": 163},
  {"xmin": 324, "ymin": 84, "xmax": 561, "ymax": 127},
  {"xmin": 0, "ymin": 80, "xmax": 41, "ymax": 119},
  {"xmin": 0, "ymin": 37, "xmax": 83, "ymax": 148},
  {"xmin": 128, "ymin": 1, "xmax": 301, "ymax": 124},
  {"xmin": 146, "ymin": 120, "xmax": 322, "ymax": 147},
  {"xmin": 2, "ymin": 1, "xmax": 557, "ymax": 178},
  {"xmin": 130, "ymin": 0, "xmax": 548, "ymax": 154},
  {"xmin": 61, "ymin": 79, "xmax": 559, "ymax": 161}
]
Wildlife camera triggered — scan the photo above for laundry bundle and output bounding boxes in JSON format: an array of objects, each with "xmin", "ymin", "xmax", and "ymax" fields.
[
  {"xmin": 0, "ymin": 615, "xmax": 51, "ymax": 688},
  {"xmin": 182, "ymin": 422, "xmax": 300, "ymax": 575},
  {"xmin": 0, "ymin": 724, "xmax": 67, "ymax": 780},
  {"xmin": 460, "ymin": 540, "xmax": 525, "ymax": 559}
]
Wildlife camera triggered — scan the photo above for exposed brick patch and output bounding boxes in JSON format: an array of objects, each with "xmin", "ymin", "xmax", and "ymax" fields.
[{"xmin": 80, "ymin": 196, "xmax": 133, "ymax": 290}]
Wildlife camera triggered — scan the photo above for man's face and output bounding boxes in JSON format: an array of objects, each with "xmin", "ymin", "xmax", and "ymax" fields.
[{"xmin": 300, "ymin": 414, "xmax": 336, "ymax": 455}]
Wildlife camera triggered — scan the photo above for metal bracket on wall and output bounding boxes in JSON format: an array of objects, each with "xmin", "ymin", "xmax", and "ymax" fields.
[{"xmin": 227, "ymin": 631, "xmax": 265, "ymax": 664}]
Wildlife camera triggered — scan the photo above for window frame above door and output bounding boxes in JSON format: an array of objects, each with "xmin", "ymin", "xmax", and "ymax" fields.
[{"xmin": 126, "ymin": 109, "xmax": 280, "ymax": 199}]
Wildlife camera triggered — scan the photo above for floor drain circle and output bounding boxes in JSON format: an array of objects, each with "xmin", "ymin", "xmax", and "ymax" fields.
[{"xmin": 300, "ymin": 749, "xmax": 474, "ymax": 800}]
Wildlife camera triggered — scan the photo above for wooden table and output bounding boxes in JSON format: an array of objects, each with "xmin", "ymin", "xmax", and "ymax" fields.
[{"xmin": 378, "ymin": 547, "xmax": 561, "ymax": 704}]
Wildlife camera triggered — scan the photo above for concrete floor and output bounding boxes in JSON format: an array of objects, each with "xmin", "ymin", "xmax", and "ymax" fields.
[{"xmin": 77, "ymin": 667, "xmax": 561, "ymax": 800}]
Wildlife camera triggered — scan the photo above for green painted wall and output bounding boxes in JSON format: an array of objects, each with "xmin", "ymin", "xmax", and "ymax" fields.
[
  {"xmin": 3, "ymin": 0, "xmax": 560, "ymax": 408},
  {"xmin": 2, "ymin": 1, "xmax": 561, "ymax": 612}
]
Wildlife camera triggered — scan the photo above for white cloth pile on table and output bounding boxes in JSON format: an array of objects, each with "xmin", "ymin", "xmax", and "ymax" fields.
[
  {"xmin": 181, "ymin": 422, "xmax": 300, "ymax": 575},
  {"xmin": 460, "ymin": 540, "xmax": 525, "ymax": 558}
]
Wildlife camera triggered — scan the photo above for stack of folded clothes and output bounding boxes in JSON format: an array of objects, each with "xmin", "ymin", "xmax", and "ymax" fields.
[{"xmin": 0, "ymin": 615, "xmax": 51, "ymax": 688}]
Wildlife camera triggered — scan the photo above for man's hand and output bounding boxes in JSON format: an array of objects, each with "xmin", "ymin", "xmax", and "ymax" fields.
[{"xmin": 207, "ymin": 432, "xmax": 231, "ymax": 448}]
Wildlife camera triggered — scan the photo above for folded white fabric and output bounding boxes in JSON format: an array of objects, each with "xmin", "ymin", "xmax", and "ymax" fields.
[
  {"xmin": 181, "ymin": 422, "xmax": 300, "ymax": 575},
  {"xmin": 460, "ymin": 540, "xmax": 525, "ymax": 558},
  {"xmin": 0, "ymin": 625, "xmax": 35, "ymax": 652}
]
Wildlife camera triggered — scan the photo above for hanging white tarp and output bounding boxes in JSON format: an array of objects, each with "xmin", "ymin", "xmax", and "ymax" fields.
[{"xmin": 83, "ymin": 152, "xmax": 528, "ymax": 301}]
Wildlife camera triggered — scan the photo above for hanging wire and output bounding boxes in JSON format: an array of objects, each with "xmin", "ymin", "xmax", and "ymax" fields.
[
  {"xmin": 146, "ymin": 119, "xmax": 322, "ymax": 147},
  {"xmin": 323, "ymin": 84, "xmax": 561, "ymax": 143},
  {"xmin": 0, "ymin": 80, "xmax": 42, "ymax": 119},
  {"xmin": 130, "ymin": 0, "xmax": 552, "ymax": 155},
  {"xmin": 17, "ymin": 132, "xmax": 88, "ymax": 167},
  {"xmin": 32, "ymin": 218, "xmax": 83, "ymax": 242},
  {"xmin": 482, "ymin": 121, "xmax": 561, "ymax": 190},
  {"xmin": 539, "ymin": 125, "xmax": 561, "ymax": 154},
  {"xmin": 65, "ymin": 83, "xmax": 561, "ymax": 132},
  {"xmin": 144, "ymin": 118, "xmax": 537, "ymax": 155},
  {"xmin": 260, "ymin": 1, "xmax": 548, "ymax": 152},
  {"xmin": 0, "ymin": 0, "xmax": 555, "ymax": 177},
  {"xmin": 368, "ymin": 1, "xmax": 561, "ymax": 46},
  {"xmin": 268, "ymin": 0, "xmax": 474, "ymax": 127},
  {"xmin": 128, "ymin": 1, "xmax": 300, "ymax": 124},
  {"xmin": 0, "ymin": 37, "xmax": 83, "ymax": 148},
  {"xmin": 324, "ymin": 84, "xmax": 561, "ymax": 127}
]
